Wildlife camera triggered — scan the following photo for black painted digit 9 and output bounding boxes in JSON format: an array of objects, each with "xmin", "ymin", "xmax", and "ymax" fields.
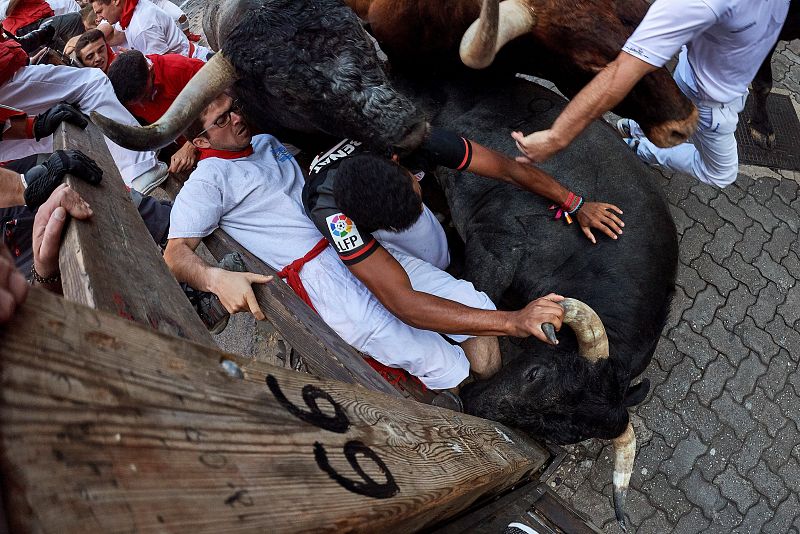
[
  {"xmin": 314, "ymin": 441, "xmax": 399, "ymax": 499},
  {"xmin": 266, "ymin": 374, "xmax": 350, "ymax": 433}
]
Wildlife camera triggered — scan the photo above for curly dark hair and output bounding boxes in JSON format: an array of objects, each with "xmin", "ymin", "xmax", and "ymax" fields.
[
  {"xmin": 332, "ymin": 154, "xmax": 422, "ymax": 233},
  {"xmin": 106, "ymin": 50, "xmax": 149, "ymax": 105}
]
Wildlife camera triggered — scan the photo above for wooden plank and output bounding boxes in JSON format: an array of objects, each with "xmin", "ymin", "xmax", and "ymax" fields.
[
  {"xmin": 53, "ymin": 122, "xmax": 214, "ymax": 346},
  {"xmin": 161, "ymin": 176, "xmax": 413, "ymax": 399},
  {"xmin": 0, "ymin": 288, "xmax": 549, "ymax": 533}
]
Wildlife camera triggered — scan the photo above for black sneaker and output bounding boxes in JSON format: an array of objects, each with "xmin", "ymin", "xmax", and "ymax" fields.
[
  {"xmin": 431, "ymin": 391, "xmax": 464, "ymax": 412},
  {"xmin": 503, "ymin": 523, "xmax": 540, "ymax": 534},
  {"xmin": 185, "ymin": 253, "xmax": 248, "ymax": 334}
]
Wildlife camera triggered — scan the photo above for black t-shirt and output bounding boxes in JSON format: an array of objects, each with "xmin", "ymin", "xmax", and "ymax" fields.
[{"xmin": 302, "ymin": 127, "xmax": 473, "ymax": 265}]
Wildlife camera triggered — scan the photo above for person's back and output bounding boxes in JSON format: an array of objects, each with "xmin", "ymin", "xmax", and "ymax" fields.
[{"xmin": 123, "ymin": 0, "xmax": 187, "ymax": 56}]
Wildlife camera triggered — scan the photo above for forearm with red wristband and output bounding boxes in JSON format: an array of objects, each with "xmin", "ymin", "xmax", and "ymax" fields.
[{"xmin": 550, "ymin": 191, "xmax": 584, "ymax": 224}]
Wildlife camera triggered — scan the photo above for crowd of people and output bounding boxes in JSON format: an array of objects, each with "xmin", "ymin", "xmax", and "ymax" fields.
[{"xmin": 0, "ymin": 0, "xmax": 790, "ymax": 408}]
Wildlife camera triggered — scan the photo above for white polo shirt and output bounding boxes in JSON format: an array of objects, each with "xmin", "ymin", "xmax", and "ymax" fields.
[
  {"xmin": 117, "ymin": 0, "xmax": 189, "ymax": 57},
  {"xmin": 622, "ymin": 0, "xmax": 789, "ymax": 103}
]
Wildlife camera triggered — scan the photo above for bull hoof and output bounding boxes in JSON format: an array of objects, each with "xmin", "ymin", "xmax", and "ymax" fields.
[{"xmin": 748, "ymin": 121, "xmax": 776, "ymax": 150}]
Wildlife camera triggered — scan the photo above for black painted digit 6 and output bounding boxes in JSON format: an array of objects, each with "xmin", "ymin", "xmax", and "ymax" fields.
[
  {"xmin": 314, "ymin": 441, "xmax": 399, "ymax": 499},
  {"xmin": 266, "ymin": 374, "xmax": 350, "ymax": 433}
]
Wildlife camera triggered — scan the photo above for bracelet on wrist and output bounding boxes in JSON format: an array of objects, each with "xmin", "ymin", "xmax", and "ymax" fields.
[
  {"xmin": 549, "ymin": 192, "xmax": 583, "ymax": 224},
  {"xmin": 30, "ymin": 264, "xmax": 61, "ymax": 285}
]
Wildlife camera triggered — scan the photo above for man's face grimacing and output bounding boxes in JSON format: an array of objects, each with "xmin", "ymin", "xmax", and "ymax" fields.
[
  {"xmin": 193, "ymin": 94, "xmax": 251, "ymax": 152},
  {"xmin": 77, "ymin": 38, "xmax": 108, "ymax": 71},
  {"xmin": 91, "ymin": 0, "xmax": 123, "ymax": 25}
]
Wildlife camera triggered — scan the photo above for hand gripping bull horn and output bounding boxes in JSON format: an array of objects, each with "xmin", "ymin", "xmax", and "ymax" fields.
[
  {"xmin": 542, "ymin": 298, "xmax": 635, "ymax": 532},
  {"xmin": 91, "ymin": 52, "xmax": 238, "ymax": 151},
  {"xmin": 459, "ymin": 0, "xmax": 537, "ymax": 69}
]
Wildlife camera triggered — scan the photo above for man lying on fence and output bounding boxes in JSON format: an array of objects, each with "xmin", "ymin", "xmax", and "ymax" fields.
[{"xmin": 164, "ymin": 93, "xmax": 565, "ymax": 395}]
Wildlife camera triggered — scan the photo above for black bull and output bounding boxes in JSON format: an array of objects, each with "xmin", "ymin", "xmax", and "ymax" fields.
[{"xmin": 400, "ymin": 74, "xmax": 679, "ymax": 445}]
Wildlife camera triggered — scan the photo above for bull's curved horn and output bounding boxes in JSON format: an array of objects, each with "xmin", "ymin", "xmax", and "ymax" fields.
[
  {"xmin": 459, "ymin": 0, "xmax": 536, "ymax": 69},
  {"xmin": 561, "ymin": 298, "xmax": 609, "ymax": 361},
  {"xmin": 91, "ymin": 52, "xmax": 238, "ymax": 151},
  {"xmin": 612, "ymin": 421, "xmax": 636, "ymax": 532}
]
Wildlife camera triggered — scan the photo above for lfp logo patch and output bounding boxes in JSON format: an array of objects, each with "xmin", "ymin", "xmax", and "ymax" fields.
[{"xmin": 326, "ymin": 213, "xmax": 364, "ymax": 252}]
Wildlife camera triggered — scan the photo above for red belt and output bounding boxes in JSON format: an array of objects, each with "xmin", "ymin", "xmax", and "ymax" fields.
[
  {"xmin": 276, "ymin": 238, "xmax": 329, "ymax": 312},
  {"xmin": 188, "ymin": 41, "xmax": 195, "ymax": 58}
]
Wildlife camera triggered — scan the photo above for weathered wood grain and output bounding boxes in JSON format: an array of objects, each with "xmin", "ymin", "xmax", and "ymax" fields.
[
  {"xmin": 53, "ymin": 122, "xmax": 214, "ymax": 346},
  {"xmin": 161, "ymin": 176, "xmax": 420, "ymax": 400},
  {"xmin": 0, "ymin": 288, "xmax": 548, "ymax": 533}
]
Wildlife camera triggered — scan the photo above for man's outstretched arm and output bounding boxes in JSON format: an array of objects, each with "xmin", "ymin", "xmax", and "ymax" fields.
[
  {"xmin": 511, "ymin": 52, "xmax": 657, "ymax": 163},
  {"xmin": 349, "ymin": 246, "xmax": 564, "ymax": 344},
  {"xmin": 466, "ymin": 141, "xmax": 625, "ymax": 243}
]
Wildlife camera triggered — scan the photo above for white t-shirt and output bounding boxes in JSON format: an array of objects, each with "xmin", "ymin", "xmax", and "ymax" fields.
[
  {"xmin": 169, "ymin": 134, "xmax": 326, "ymax": 271},
  {"xmin": 48, "ymin": 0, "xmax": 79, "ymax": 16},
  {"xmin": 117, "ymin": 0, "xmax": 189, "ymax": 57},
  {"xmin": 622, "ymin": 0, "xmax": 789, "ymax": 102}
]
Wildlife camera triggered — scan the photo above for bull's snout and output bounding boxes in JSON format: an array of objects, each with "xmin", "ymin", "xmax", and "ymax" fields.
[{"xmin": 641, "ymin": 105, "xmax": 699, "ymax": 148}]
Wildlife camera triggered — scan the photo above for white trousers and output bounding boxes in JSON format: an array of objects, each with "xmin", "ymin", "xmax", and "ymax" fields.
[
  {"xmin": 631, "ymin": 49, "xmax": 746, "ymax": 188},
  {"xmin": 0, "ymin": 64, "xmax": 159, "ymax": 184},
  {"xmin": 302, "ymin": 244, "xmax": 495, "ymax": 390}
]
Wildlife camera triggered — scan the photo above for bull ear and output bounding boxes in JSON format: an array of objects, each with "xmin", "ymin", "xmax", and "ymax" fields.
[{"xmin": 623, "ymin": 379, "xmax": 650, "ymax": 407}]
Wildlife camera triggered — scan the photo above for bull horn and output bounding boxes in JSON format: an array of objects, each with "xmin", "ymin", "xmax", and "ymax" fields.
[
  {"xmin": 91, "ymin": 52, "xmax": 238, "ymax": 151},
  {"xmin": 612, "ymin": 421, "xmax": 636, "ymax": 532},
  {"xmin": 561, "ymin": 298, "xmax": 609, "ymax": 361},
  {"xmin": 459, "ymin": 0, "xmax": 536, "ymax": 69}
]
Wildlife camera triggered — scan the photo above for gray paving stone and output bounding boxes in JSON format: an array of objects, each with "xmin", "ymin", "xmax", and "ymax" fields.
[
  {"xmin": 691, "ymin": 182, "xmax": 719, "ymax": 204},
  {"xmin": 640, "ymin": 472, "xmax": 690, "ymax": 523},
  {"xmin": 695, "ymin": 427, "xmax": 739, "ymax": 482},
  {"xmin": 638, "ymin": 509, "xmax": 672, "ymax": 534},
  {"xmin": 711, "ymin": 194, "xmax": 753, "ymax": 233},
  {"xmin": 660, "ymin": 431, "xmax": 707, "ymax": 486},
  {"xmin": 676, "ymin": 260, "xmax": 707, "ymax": 299},
  {"xmin": 739, "ymin": 194, "xmax": 781, "ymax": 233},
  {"xmin": 714, "ymin": 465, "xmax": 760, "ymax": 514},
  {"xmin": 681, "ymin": 223, "xmax": 715, "ymax": 264},
  {"xmin": 718, "ymin": 284, "xmax": 758, "ymax": 330},
  {"xmin": 774, "ymin": 178, "xmax": 799, "ymax": 204},
  {"xmin": 763, "ymin": 223, "xmax": 798, "ymax": 263},
  {"xmin": 750, "ymin": 460, "xmax": 789, "ymax": 509},
  {"xmin": 668, "ymin": 287, "xmax": 694, "ymax": 331},
  {"xmin": 704, "ymin": 319, "xmax": 750, "ymax": 364},
  {"xmin": 782, "ymin": 251, "xmax": 800, "ymax": 279},
  {"xmin": 684, "ymin": 284, "xmax": 726, "ymax": 333},
  {"xmin": 659, "ymin": 357, "xmax": 703, "ymax": 410},
  {"xmin": 680, "ymin": 468, "xmax": 727, "ymax": 519},
  {"xmin": 676, "ymin": 393, "xmax": 723, "ymax": 443},
  {"xmin": 748, "ymin": 282, "xmax": 787, "ymax": 329},
  {"xmin": 776, "ymin": 386, "xmax": 800, "ymax": 431},
  {"xmin": 734, "ymin": 498, "xmax": 773, "ymax": 534},
  {"xmin": 756, "ymin": 349, "xmax": 793, "ymax": 401},
  {"xmin": 767, "ymin": 195, "xmax": 800, "ymax": 233},
  {"xmin": 735, "ymin": 318, "xmax": 780, "ymax": 365},
  {"xmin": 692, "ymin": 353, "xmax": 735, "ymax": 406},
  {"xmin": 693, "ymin": 252, "xmax": 739, "ymax": 296},
  {"xmin": 665, "ymin": 171, "xmax": 695, "ymax": 205},
  {"xmin": 722, "ymin": 181, "xmax": 747, "ymax": 203},
  {"xmin": 652, "ymin": 337, "xmax": 683, "ymax": 373},
  {"xmin": 746, "ymin": 387, "xmax": 788, "ymax": 439},
  {"xmin": 708, "ymin": 502, "xmax": 745, "ymax": 533},
  {"xmin": 735, "ymin": 224, "xmax": 770, "ymax": 263},
  {"xmin": 753, "ymin": 251, "xmax": 795, "ymax": 292},
  {"xmin": 668, "ymin": 321, "xmax": 715, "ymax": 369},
  {"xmin": 724, "ymin": 252, "xmax": 768, "ymax": 294},
  {"xmin": 670, "ymin": 204, "xmax": 694, "ymax": 236},
  {"xmin": 749, "ymin": 176, "xmax": 779, "ymax": 204},
  {"xmin": 674, "ymin": 506, "xmax": 712, "ymax": 534},
  {"xmin": 639, "ymin": 395, "xmax": 688, "ymax": 448},
  {"xmin": 778, "ymin": 282, "xmax": 800, "ymax": 328},
  {"xmin": 766, "ymin": 317, "xmax": 800, "ymax": 362},
  {"xmin": 726, "ymin": 352, "xmax": 767, "ymax": 403},
  {"xmin": 711, "ymin": 390, "xmax": 757, "ymax": 440},
  {"xmin": 704, "ymin": 222, "xmax": 743, "ymax": 264},
  {"xmin": 781, "ymin": 458, "xmax": 800, "ymax": 495},
  {"xmin": 732, "ymin": 423, "xmax": 771, "ymax": 474},
  {"xmin": 567, "ymin": 479, "xmax": 616, "ymax": 530},
  {"xmin": 763, "ymin": 493, "xmax": 800, "ymax": 534}
]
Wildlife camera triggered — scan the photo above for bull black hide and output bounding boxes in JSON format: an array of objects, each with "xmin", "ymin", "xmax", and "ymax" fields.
[{"xmin": 401, "ymin": 74, "xmax": 678, "ymax": 444}]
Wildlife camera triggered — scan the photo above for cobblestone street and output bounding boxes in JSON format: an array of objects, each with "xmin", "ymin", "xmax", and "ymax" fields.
[{"xmin": 549, "ymin": 40, "xmax": 800, "ymax": 533}]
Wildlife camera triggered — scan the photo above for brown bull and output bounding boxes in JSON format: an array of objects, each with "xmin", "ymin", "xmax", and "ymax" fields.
[{"xmin": 347, "ymin": 0, "xmax": 698, "ymax": 148}]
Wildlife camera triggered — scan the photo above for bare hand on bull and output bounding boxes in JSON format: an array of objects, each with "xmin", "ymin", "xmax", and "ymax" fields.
[
  {"xmin": 511, "ymin": 129, "xmax": 563, "ymax": 164},
  {"xmin": 576, "ymin": 202, "xmax": 625, "ymax": 244},
  {"xmin": 508, "ymin": 293, "xmax": 565, "ymax": 344}
]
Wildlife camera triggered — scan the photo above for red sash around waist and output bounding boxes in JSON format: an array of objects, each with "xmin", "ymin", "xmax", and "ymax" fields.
[{"xmin": 276, "ymin": 237, "xmax": 329, "ymax": 312}]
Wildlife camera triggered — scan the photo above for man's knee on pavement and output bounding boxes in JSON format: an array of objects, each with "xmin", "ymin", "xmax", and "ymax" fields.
[
  {"xmin": 696, "ymin": 155, "xmax": 738, "ymax": 188},
  {"xmin": 461, "ymin": 336, "xmax": 501, "ymax": 380}
]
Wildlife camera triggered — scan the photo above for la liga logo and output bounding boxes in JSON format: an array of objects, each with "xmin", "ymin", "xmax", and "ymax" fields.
[{"xmin": 329, "ymin": 214, "xmax": 353, "ymax": 237}]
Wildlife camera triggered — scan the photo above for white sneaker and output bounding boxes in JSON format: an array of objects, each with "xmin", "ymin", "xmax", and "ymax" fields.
[{"xmin": 129, "ymin": 161, "xmax": 168, "ymax": 195}]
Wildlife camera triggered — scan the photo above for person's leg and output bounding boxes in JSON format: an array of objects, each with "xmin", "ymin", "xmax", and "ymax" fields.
[
  {"xmin": 460, "ymin": 336, "xmax": 501, "ymax": 380},
  {"xmin": 0, "ymin": 64, "xmax": 164, "ymax": 188}
]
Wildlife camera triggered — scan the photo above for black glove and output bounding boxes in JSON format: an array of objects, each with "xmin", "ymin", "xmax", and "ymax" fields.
[
  {"xmin": 15, "ymin": 23, "xmax": 55, "ymax": 54},
  {"xmin": 23, "ymin": 150, "xmax": 103, "ymax": 210},
  {"xmin": 32, "ymin": 103, "xmax": 88, "ymax": 141}
]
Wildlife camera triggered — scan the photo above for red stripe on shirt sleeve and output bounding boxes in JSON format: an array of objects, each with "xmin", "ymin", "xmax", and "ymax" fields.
[{"xmin": 339, "ymin": 238, "xmax": 378, "ymax": 261}]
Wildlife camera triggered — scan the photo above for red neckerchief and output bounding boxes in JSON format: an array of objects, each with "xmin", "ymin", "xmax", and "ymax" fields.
[
  {"xmin": 105, "ymin": 44, "xmax": 116, "ymax": 68},
  {"xmin": 119, "ymin": 0, "xmax": 138, "ymax": 29},
  {"xmin": 197, "ymin": 145, "xmax": 254, "ymax": 161}
]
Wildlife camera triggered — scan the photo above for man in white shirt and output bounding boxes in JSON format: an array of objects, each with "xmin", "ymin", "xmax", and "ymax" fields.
[
  {"xmin": 91, "ymin": 0, "xmax": 210, "ymax": 60},
  {"xmin": 512, "ymin": 0, "xmax": 790, "ymax": 188}
]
